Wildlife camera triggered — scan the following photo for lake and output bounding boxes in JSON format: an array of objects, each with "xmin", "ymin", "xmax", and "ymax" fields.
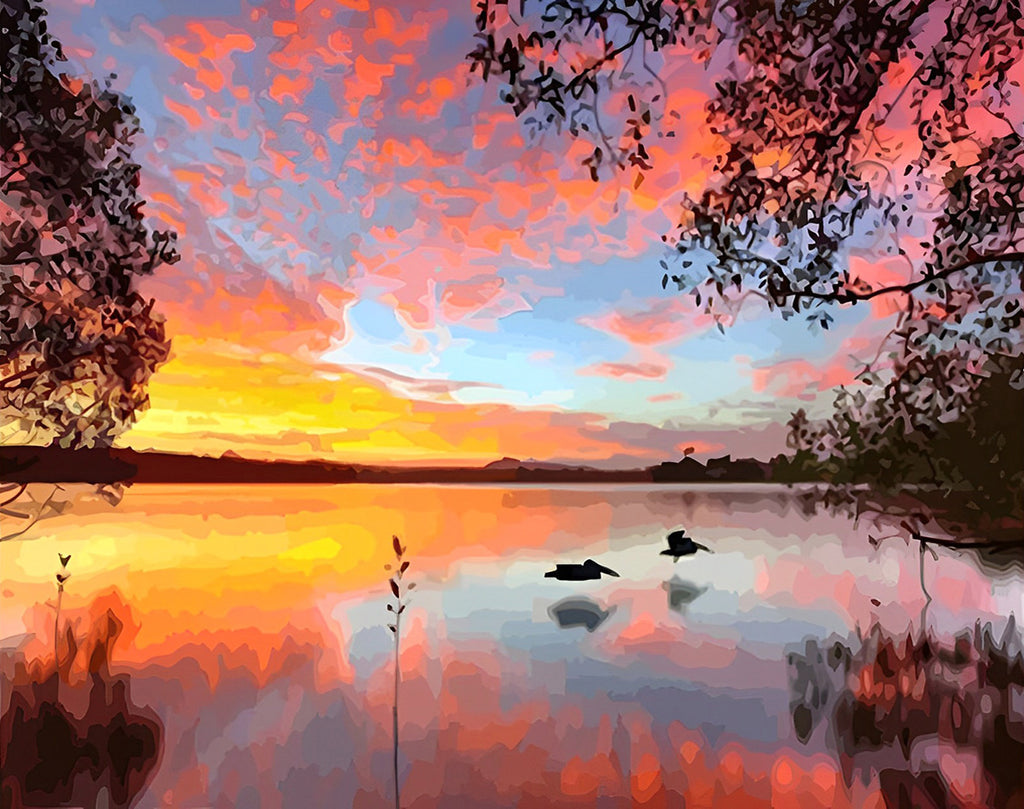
[{"xmin": 2, "ymin": 484, "xmax": 1022, "ymax": 808}]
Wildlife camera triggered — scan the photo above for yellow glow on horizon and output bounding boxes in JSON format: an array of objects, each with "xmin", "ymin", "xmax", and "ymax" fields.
[
  {"xmin": 120, "ymin": 337, "xmax": 467, "ymax": 461},
  {"xmin": 117, "ymin": 336, "xmax": 649, "ymax": 465}
]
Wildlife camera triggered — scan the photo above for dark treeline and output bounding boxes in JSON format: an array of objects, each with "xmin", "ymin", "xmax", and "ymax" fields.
[{"xmin": 0, "ymin": 443, "xmax": 796, "ymax": 485}]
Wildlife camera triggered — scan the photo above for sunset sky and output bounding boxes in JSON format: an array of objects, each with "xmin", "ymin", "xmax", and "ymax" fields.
[{"xmin": 46, "ymin": 0, "xmax": 894, "ymax": 466}]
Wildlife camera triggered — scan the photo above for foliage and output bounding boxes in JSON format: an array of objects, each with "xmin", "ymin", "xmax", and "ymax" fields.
[
  {"xmin": 786, "ymin": 352, "xmax": 1024, "ymax": 523},
  {"xmin": 1, "ymin": 0, "xmax": 177, "ymax": 449},
  {"xmin": 469, "ymin": 0, "xmax": 1024, "ymax": 524}
]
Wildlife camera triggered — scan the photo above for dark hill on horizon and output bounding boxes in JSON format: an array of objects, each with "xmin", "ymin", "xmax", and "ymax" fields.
[{"xmin": 0, "ymin": 446, "xmax": 789, "ymax": 485}]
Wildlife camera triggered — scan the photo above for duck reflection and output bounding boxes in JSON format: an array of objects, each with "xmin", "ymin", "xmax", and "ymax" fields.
[
  {"xmin": 547, "ymin": 596, "xmax": 616, "ymax": 632},
  {"xmin": 662, "ymin": 576, "xmax": 707, "ymax": 613}
]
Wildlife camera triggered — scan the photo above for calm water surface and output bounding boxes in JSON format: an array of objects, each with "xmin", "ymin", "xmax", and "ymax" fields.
[{"xmin": 2, "ymin": 484, "xmax": 1021, "ymax": 807}]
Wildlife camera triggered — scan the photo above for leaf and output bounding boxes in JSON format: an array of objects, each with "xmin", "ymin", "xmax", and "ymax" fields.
[
  {"xmin": 388, "ymin": 625, "xmax": 397, "ymax": 632},
  {"xmin": 393, "ymin": 535, "xmax": 403, "ymax": 557},
  {"xmin": 407, "ymin": 583, "xmax": 416, "ymax": 590},
  {"xmin": 387, "ymin": 604, "xmax": 394, "ymax": 611},
  {"xmin": 400, "ymin": 560, "xmax": 410, "ymax": 573},
  {"xmin": 390, "ymin": 579, "xmax": 400, "ymax": 598}
]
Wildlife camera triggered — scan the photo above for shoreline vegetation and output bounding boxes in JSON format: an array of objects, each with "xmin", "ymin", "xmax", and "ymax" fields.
[
  {"xmin": 0, "ymin": 444, "xmax": 817, "ymax": 485},
  {"xmin": 1, "ymin": 445, "xmax": 1021, "ymax": 551}
]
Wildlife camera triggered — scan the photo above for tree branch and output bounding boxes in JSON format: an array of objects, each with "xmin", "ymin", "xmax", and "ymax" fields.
[
  {"xmin": 911, "ymin": 532, "xmax": 1024, "ymax": 550},
  {"xmin": 793, "ymin": 251, "xmax": 1024, "ymax": 305},
  {"xmin": 0, "ymin": 483, "xmax": 28, "ymax": 508}
]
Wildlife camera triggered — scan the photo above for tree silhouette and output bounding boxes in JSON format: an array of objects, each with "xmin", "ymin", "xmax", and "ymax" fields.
[
  {"xmin": 468, "ymin": 0, "xmax": 1024, "ymax": 525},
  {"xmin": 1, "ymin": 0, "xmax": 177, "ymax": 449},
  {"xmin": 788, "ymin": 355, "xmax": 1024, "ymax": 525}
]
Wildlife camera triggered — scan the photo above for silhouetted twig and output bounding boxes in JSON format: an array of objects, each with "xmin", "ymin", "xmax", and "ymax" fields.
[
  {"xmin": 911, "ymin": 532, "xmax": 1024, "ymax": 550},
  {"xmin": 385, "ymin": 535, "xmax": 415, "ymax": 809}
]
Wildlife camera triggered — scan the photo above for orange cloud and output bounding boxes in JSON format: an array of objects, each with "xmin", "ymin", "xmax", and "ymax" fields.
[
  {"xmin": 674, "ymin": 440, "xmax": 725, "ymax": 456},
  {"xmin": 163, "ymin": 96, "xmax": 204, "ymax": 129},
  {"xmin": 140, "ymin": 259, "xmax": 353, "ymax": 358},
  {"xmin": 269, "ymin": 73, "xmax": 314, "ymax": 104},
  {"xmin": 162, "ymin": 20, "xmax": 255, "ymax": 95}
]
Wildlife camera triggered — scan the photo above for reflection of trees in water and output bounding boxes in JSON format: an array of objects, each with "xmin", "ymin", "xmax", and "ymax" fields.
[
  {"xmin": 0, "ymin": 482, "xmax": 126, "ymax": 543},
  {"xmin": 0, "ymin": 592, "xmax": 162, "ymax": 809},
  {"xmin": 788, "ymin": 637, "xmax": 853, "ymax": 745},
  {"xmin": 790, "ymin": 483, "xmax": 1024, "ymax": 567},
  {"xmin": 789, "ymin": 621, "xmax": 1024, "ymax": 808}
]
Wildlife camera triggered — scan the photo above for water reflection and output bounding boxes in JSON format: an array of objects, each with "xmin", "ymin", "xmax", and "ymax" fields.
[
  {"xmin": 662, "ymin": 576, "xmax": 708, "ymax": 613},
  {"xmin": 547, "ymin": 596, "xmax": 616, "ymax": 632},
  {"xmin": 0, "ymin": 593, "xmax": 163, "ymax": 809},
  {"xmin": 1, "ymin": 484, "xmax": 1020, "ymax": 807},
  {"xmin": 787, "ymin": 636, "xmax": 852, "ymax": 743},
  {"xmin": 788, "ymin": 621, "xmax": 1024, "ymax": 808}
]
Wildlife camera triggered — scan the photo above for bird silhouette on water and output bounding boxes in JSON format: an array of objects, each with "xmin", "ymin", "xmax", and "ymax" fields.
[
  {"xmin": 544, "ymin": 559, "xmax": 620, "ymax": 581},
  {"xmin": 661, "ymin": 529, "xmax": 710, "ymax": 561}
]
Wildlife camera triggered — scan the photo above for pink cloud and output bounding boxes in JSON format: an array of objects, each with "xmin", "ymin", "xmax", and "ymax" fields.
[
  {"xmin": 579, "ymin": 362, "xmax": 670, "ymax": 381},
  {"xmin": 580, "ymin": 297, "xmax": 714, "ymax": 347},
  {"xmin": 747, "ymin": 337, "xmax": 876, "ymax": 400},
  {"xmin": 140, "ymin": 259, "xmax": 354, "ymax": 357},
  {"xmin": 438, "ymin": 276, "xmax": 531, "ymax": 325}
]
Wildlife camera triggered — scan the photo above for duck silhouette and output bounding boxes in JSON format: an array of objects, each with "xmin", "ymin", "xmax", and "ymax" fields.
[
  {"xmin": 544, "ymin": 559, "xmax": 620, "ymax": 581},
  {"xmin": 660, "ymin": 529, "xmax": 710, "ymax": 560}
]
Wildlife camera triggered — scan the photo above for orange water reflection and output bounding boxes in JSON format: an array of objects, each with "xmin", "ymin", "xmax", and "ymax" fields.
[{"xmin": 1, "ymin": 484, "xmax": 1019, "ymax": 807}]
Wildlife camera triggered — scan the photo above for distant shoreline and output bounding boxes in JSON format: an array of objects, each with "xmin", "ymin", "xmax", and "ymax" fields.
[{"xmin": 0, "ymin": 446, "xmax": 795, "ymax": 486}]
